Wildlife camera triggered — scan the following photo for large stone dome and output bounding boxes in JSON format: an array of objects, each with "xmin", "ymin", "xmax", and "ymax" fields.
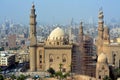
[
  {"xmin": 98, "ymin": 53, "xmax": 107, "ymax": 63},
  {"xmin": 48, "ymin": 27, "xmax": 65, "ymax": 41},
  {"xmin": 46, "ymin": 27, "xmax": 69, "ymax": 45}
]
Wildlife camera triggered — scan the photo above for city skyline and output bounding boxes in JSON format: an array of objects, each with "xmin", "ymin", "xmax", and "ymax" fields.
[{"xmin": 0, "ymin": 0, "xmax": 120, "ymax": 25}]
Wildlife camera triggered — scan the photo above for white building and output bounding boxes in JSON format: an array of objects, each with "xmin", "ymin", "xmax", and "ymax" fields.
[{"xmin": 0, "ymin": 51, "xmax": 15, "ymax": 67}]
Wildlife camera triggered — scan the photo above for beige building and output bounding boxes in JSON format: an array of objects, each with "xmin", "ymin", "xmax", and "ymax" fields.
[
  {"xmin": 96, "ymin": 9, "xmax": 120, "ymax": 68},
  {"xmin": 8, "ymin": 34, "xmax": 16, "ymax": 48},
  {"xmin": 96, "ymin": 9, "xmax": 120, "ymax": 79},
  {"xmin": 29, "ymin": 4, "xmax": 120, "ymax": 80},
  {"xmin": 29, "ymin": 4, "xmax": 80, "ymax": 73}
]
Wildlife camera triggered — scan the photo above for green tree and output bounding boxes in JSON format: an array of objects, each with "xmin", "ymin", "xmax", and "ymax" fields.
[
  {"xmin": 63, "ymin": 72, "xmax": 70, "ymax": 79},
  {"xmin": 0, "ymin": 68, "xmax": 2, "ymax": 72},
  {"xmin": 17, "ymin": 74, "xmax": 26, "ymax": 80},
  {"xmin": 0, "ymin": 74, "xmax": 4, "ymax": 80},
  {"xmin": 55, "ymin": 71, "xmax": 69, "ymax": 80},
  {"xmin": 47, "ymin": 68, "xmax": 55, "ymax": 77},
  {"xmin": 103, "ymin": 75, "xmax": 112, "ymax": 80},
  {"xmin": 55, "ymin": 71, "xmax": 63, "ymax": 79},
  {"xmin": 59, "ymin": 63, "xmax": 63, "ymax": 80},
  {"xmin": 113, "ymin": 68, "xmax": 120, "ymax": 79},
  {"xmin": 10, "ymin": 74, "xmax": 16, "ymax": 80},
  {"xmin": 59, "ymin": 63, "xmax": 63, "ymax": 72}
]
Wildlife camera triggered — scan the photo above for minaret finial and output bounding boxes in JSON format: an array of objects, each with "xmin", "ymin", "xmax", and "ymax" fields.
[
  {"xmin": 79, "ymin": 21, "xmax": 83, "ymax": 35},
  {"xmin": 98, "ymin": 7, "xmax": 104, "ymax": 20},
  {"xmin": 32, "ymin": 2, "xmax": 35, "ymax": 8},
  {"xmin": 80, "ymin": 21, "xmax": 83, "ymax": 26}
]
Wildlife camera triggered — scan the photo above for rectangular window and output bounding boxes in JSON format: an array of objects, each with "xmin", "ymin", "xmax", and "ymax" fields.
[
  {"xmin": 62, "ymin": 68, "xmax": 66, "ymax": 72},
  {"xmin": 62, "ymin": 59, "xmax": 66, "ymax": 62},
  {"xmin": 99, "ymin": 75, "xmax": 101, "ymax": 79},
  {"xmin": 49, "ymin": 59, "xmax": 53, "ymax": 62},
  {"xmin": 40, "ymin": 60, "xmax": 42, "ymax": 63},
  {"xmin": 40, "ymin": 55, "xmax": 42, "ymax": 58}
]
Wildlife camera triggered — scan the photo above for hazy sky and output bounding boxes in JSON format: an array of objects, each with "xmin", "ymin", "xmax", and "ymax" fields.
[{"xmin": 0, "ymin": 0, "xmax": 120, "ymax": 25}]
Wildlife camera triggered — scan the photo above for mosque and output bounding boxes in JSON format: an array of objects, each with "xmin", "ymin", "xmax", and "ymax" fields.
[
  {"xmin": 29, "ymin": 4, "xmax": 80, "ymax": 73},
  {"xmin": 29, "ymin": 4, "xmax": 120, "ymax": 80},
  {"xmin": 95, "ymin": 9, "xmax": 120, "ymax": 80}
]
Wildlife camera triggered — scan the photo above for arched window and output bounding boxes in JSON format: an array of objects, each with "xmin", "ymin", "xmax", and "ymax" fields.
[
  {"xmin": 40, "ymin": 60, "xmax": 42, "ymax": 63},
  {"xmin": 62, "ymin": 68, "xmax": 66, "ymax": 72},
  {"xmin": 62, "ymin": 55, "xmax": 67, "ymax": 62},
  {"xmin": 57, "ymin": 42, "xmax": 59, "ymax": 45},
  {"xmin": 63, "ymin": 58, "xmax": 66, "ymax": 62},
  {"xmin": 113, "ymin": 54, "xmax": 116, "ymax": 65},
  {"xmin": 50, "ymin": 58, "xmax": 53, "ymax": 62},
  {"xmin": 40, "ymin": 55, "xmax": 42, "ymax": 58},
  {"xmin": 99, "ymin": 75, "xmax": 101, "ymax": 79},
  {"xmin": 49, "ymin": 55, "xmax": 53, "ymax": 62}
]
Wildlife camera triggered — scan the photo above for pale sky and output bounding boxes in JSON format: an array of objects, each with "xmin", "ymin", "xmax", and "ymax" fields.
[{"xmin": 0, "ymin": 0, "xmax": 120, "ymax": 25}]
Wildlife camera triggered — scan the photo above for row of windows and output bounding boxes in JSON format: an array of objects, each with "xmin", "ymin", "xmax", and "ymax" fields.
[
  {"xmin": 40, "ymin": 54, "xmax": 42, "ymax": 64},
  {"xmin": 49, "ymin": 58, "xmax": 66, "ymax": 62},
  {"xmin": 39, "ymin": 52, "xmax": 68, "ymax": 63},
  {"xmin": 0, "ymin": 61, "xmax": 6, "ymax": 63},
  {"xmin": 0, "ymin": 58, "xmax": 6, "ymax": 60},
  {"xmin": 0, "ymin": 63, "xmax": 6, "ymax": 65}
]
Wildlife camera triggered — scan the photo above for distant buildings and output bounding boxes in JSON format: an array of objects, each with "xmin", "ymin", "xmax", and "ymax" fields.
[
  {"xmin": 0, "ymin": 51, "xmax": 15, "ymax": 68},
  {"xmin": 0, "ymin": 2, "xmax": 119, "ymax": 80},
  {"xmin": 8, "ymin": 34, "xmax": 16, "ymax": 48}
]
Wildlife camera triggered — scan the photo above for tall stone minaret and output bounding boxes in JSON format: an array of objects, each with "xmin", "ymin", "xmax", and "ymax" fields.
[
  {"xmin": 29, "ymin": 3, "xmax": 37, "ymax": 71},
  {"xmin": 96, "ymin": 9, "xmax": 104, "ymax": 55},
  {"xmin": 103, "ymin": 25, "xmax": 110, "ymax": 44},
  {"xmin": 98, "ymin": 9, "xmax": 104, "ymax": 40},
  {"xmin": 79, "ymin": 21, "xmax": 84, "ymax": 41}
]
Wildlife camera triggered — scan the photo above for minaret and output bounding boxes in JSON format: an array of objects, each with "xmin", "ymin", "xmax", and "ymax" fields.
[
  {"xmin": 98, "ymin": 9, "xmax": 104, "ymax": 40},
  {"xmin": 79, "ymin": 21, "xmax": 84, "ymax": 41},
  {"xmin": 29, "ymin": 3, "xmax": 37, "ymax": 71},
  {"xmin": 96, "ymin": 9, "xmax": 104, "ymax": 55},
  {"xmin": 103, "ymin": 25, "xmax": 110, "ymax": 44}
]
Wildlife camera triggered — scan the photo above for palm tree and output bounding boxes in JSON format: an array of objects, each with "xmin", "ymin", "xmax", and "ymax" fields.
[
  {"xmin": 59, "ymin": 63, "xmax": 63, "ymax": 72},
  {"xmin": 59, "ymin": 63, "xmax": 63, "ymax": 80}
]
